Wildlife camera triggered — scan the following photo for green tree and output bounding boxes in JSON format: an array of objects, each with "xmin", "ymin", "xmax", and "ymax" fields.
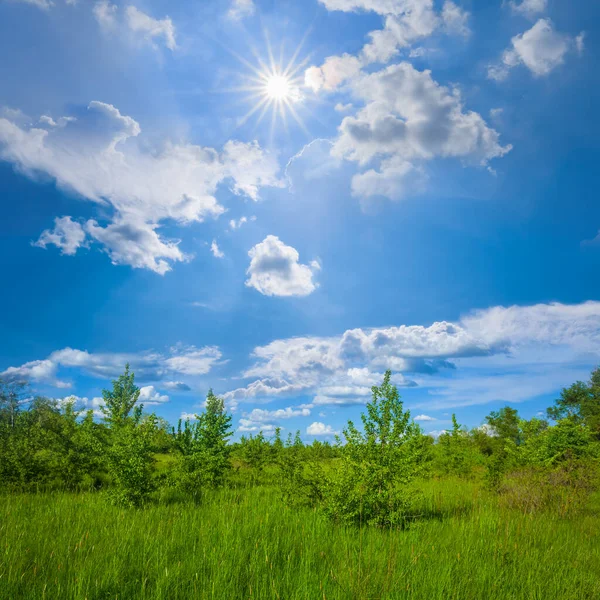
[
  {"xmin": 174, "ymin": 389, "xmax": 233, "ymax": 501},
  {"xmin": 547, "ymin": 367, "xmax": 600, "ymax": 439},
  {"xmin": 102, "ymin": 366, "xmax": 156, "ymax": 507},
  {"xmin": 321, "ymin": 371, "xmax": 427, "ymax": 527}
]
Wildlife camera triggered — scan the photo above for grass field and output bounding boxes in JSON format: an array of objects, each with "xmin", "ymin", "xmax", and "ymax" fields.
[{"xmin": 1, "ymin": 476, "xmax": 599, "ymax": 600}]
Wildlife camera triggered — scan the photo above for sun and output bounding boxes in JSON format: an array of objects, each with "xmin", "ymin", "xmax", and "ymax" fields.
[
  {"xmin": 225, "ymin": 33, "xmax": 312, "ymax": 136},
  {"xmin": 265, "ymin": 74, "xmax": 291, "ymax": 101}
]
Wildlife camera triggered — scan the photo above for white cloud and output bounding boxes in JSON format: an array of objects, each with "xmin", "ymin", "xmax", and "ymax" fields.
[
  {"xmin": 1, "ymin": 345, "xmax": 222, "ymax": 388},
  {"xmin": 238, "ymin": 420, "xmax": 276, "ymax": 433},
  {"xmin": 245, "ymin": 236, "xmax": 320, "ymax": 297},
  {"xmin": 125, "ymin": 6, "xmax": 176, "ymax": 51},
  {"xmin": 0, "ymin": 101, "xmax": 280, "ymax": 273},
  {"xmin": 237, "ymin": 405, "xmax": 311, "ymax": 431},
  {"xmin": 306, "ymin": 421, "xmax": 338, "ymax": 436},
  {"xmin": 441, "ymin": 1, "xmax": 470, "ymax": 38},
  {"xmin": 508, "ymin": 0, "xmax": 547, "ymax": 19},
  {"xmin": 229, "ymin": 216, "xmax": 251, "ymax": 230},
  {"xmin": 307, "ymin": 0, "xmax": 470, "ymax": 92},
  {"xmin": 222, "ymin": 301, "xmax": 600, "ymax": 412},
  {"xmin": 34, "ymin": 216, "xmax": 87, "ymax": 256},
  {"xmin": 93, "ymin": 1, "xmax": 117, "ymax": 30},
  {"xmin": 305, "ymin": 54, "xmax": 362, "ymax": 93},
  {"xmin": 327, "ymin": 62, "xmax": 510, "ymax": 201},
  {"xmin": 227, "ymin": 0, "xmax": 255, "ymax": 21},
  {"xmin": 244, "ymin": 406, "xmax": 311, "ymax": 423},
  {"xmin": 86, "ymin": 218, "xmax": 188, "ymax": 274},
  {"xmin": 139, "ymin": 385, "xmax": 169, "ymax": 405},
  {"xmin": 488, "ymin": 19, "xmax": 583, "ymax": 80},
  {"xmin": 210, "ymin": 240, "xmax": 224, "ymax": 259},
  {"xmin": 414, "ymin": 414, "xmax": 436, "ymax": 421},
  {"xmin": 334, "ymin": 62, "xmax": 511, "ymax": 167},
  {"xmin": 180, "ymin": 412, "xmax": 198, "ymax": 421}
]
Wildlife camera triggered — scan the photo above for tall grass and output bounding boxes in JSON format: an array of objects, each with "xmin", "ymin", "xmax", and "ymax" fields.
[{"xmin": 1, "ymin": 478, "xmax": 599, "ymax": 599}]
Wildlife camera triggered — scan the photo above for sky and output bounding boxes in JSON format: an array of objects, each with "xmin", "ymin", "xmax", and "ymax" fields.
[{"xmin": 1, "ymin": 0, "xmax": 599, "ymax": 439}]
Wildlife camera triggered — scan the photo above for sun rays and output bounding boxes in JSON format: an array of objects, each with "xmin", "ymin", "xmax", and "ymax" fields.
[{"xmin": 224, "ymin": 31, "xmax": 314, "ymax": 138}]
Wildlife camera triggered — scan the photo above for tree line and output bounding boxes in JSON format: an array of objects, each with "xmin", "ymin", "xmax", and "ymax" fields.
[{"xmin": 1, "ymin": 365, "xmax": 599, "ymax": 523}]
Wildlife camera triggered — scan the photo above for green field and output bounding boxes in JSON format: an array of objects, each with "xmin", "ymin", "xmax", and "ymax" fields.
[{"xmin": 2, "ymin": 475, "xmax": 599, "ymax": 600}]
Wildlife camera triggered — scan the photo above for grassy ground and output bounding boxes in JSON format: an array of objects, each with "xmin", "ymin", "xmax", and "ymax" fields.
[{"xmin": 1, "ymin": 477, "xmax": 599, "ymax": 599}]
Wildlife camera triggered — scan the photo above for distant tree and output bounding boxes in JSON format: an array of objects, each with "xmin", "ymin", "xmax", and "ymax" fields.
[
  {"xmin": 486, "ymin": 406, "xmax": 522, "ymax": 445},
  {"xmin": 0, "ymin": 379, "xmax": 28, "ymax": 429},
  {"xmin": 437, "ymin": 414, "xmax": 475, "ymax": 477},
  {"xmin": 547, "ymin": 367, "xmax": 600, "ymax": 439}
]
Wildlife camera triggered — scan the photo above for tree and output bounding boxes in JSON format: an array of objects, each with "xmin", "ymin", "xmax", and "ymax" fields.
[
  {"xmin": 437, "ymin": 414, "xmax": 475, "ymax": 477},
  {"xmin": 101, "ymin": 364, "xmax": 141, "ymax": 428},
  {"xmin": 0, "ymin": 379, "xmax": 28, "ymax": 429},
  {"xmin": 320, "ymin": 371, "xmax": 427, "ymax": 527},
  {"xmin": 547, "ymin": 367, "xmax": 600, "ymax": 439},
  {"xmin": 102, "ymin": 366, "xmax": 156, "ymax": 507},
  {"xmin": 486, "ymin": 406, "xmax": 522, "ymax": 445},
  {"xmin": 174, "ymin": 389, "xmax": 233, "ymax": 500}
]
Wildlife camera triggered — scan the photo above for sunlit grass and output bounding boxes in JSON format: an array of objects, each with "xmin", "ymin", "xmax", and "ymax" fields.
[{"xmin": 1, "ymin": 478, "xmax": 599, "ymax": 599}]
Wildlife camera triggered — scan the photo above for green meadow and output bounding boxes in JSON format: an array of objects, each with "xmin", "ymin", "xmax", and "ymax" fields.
[{"xmin": 2, "ymin": 475, "xmax": 599, "ymax": 600}]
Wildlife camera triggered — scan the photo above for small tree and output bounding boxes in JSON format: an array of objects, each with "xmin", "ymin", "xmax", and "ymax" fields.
[
  {"xmin": 320, "ymin": 371, "xmax": 427, "ymax": 527},
  {"xmin": 102, "ymin": 365, "xmax": 156, "ymax": 507},
  {"xmin": 174, "ymin": 389, "xmax": 232, "ymax": 501},
  {"xmin": 437, "ymin": 414, "xmax": 475, "ymax": 477}
]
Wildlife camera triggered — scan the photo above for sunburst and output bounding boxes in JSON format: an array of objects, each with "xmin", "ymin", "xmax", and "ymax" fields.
[{"xmin": 226, "ymin": 32, "xmax": 312, "ymax": 137}]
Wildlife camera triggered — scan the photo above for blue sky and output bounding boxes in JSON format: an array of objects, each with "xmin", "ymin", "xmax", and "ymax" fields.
[{"xmin": 1, "ymin": 0, "xmax": 599, "ymax": 439}]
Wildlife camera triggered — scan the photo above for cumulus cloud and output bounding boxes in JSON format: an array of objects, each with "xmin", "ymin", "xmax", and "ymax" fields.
[
  {"xmin": 0, "ymin": 101, "xmax": 280, "ymax": 273},
  {"xmin": 237, "ymin": 405, "xmax": 311, "ymax": 432},
  {"xmin": 86, "ymin": 218, "xmax": 188, "ymax": 274},
  {"xmin": 222, "ymin": 301, "xmax": 600, "ymax": 411},
  {"xmin": 414, "ymin": 414, "xmax": 436, "ymax": 421},
  {"xmin": 139, "ymin": 385, "xmax": 169, "ymax": 405},
  {"xmin": 34, "ymin": 216, "xmax": 87, "ymax": 256},
  {"xmin": 334, "ymin": 63, "xmax": 511, "ymax": 167},
  {"xmin": 1, "ymin": 345, "xmax": 222, "ymax": 388},
  {"xmin": 488, "ymin": 19, "xmax": 583, "ymax": 80},
  {"xmin": 306, "ymin": 1, "xmax": 470, "ymax": 92},
  {"xmin": 328, "ymin": 62, "xmax": 510, "ymax": 201},
  {"xmin": 227, "ymin": 0, "xmax": 255, "ymax": 21},
  {"xmin": 306, "ymin": 421, "xmax": 338, "ymax": 436},
  {"xmin": 245, "ymin": 236, "xmax": 320, "ymax": 297}
]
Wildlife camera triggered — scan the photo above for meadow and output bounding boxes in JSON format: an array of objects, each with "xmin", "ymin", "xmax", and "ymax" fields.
[
  {"xmin": 1, "ymin": 474, "xmax": 600, "ymax": 600},
  {"xmin": 2, "ymin": 367, "xmax": 600, "ymax": 599}
]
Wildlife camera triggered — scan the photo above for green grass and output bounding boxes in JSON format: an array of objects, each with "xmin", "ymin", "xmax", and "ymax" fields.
[{"xmin": 1, "ymin": 478, "xmax": 599, "ymax": 599}]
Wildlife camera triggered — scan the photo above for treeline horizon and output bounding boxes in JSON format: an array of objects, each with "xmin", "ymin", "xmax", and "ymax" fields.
[{"xmin": 1, "ymin": 365, "xmax": 599, "ymax": 522}]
